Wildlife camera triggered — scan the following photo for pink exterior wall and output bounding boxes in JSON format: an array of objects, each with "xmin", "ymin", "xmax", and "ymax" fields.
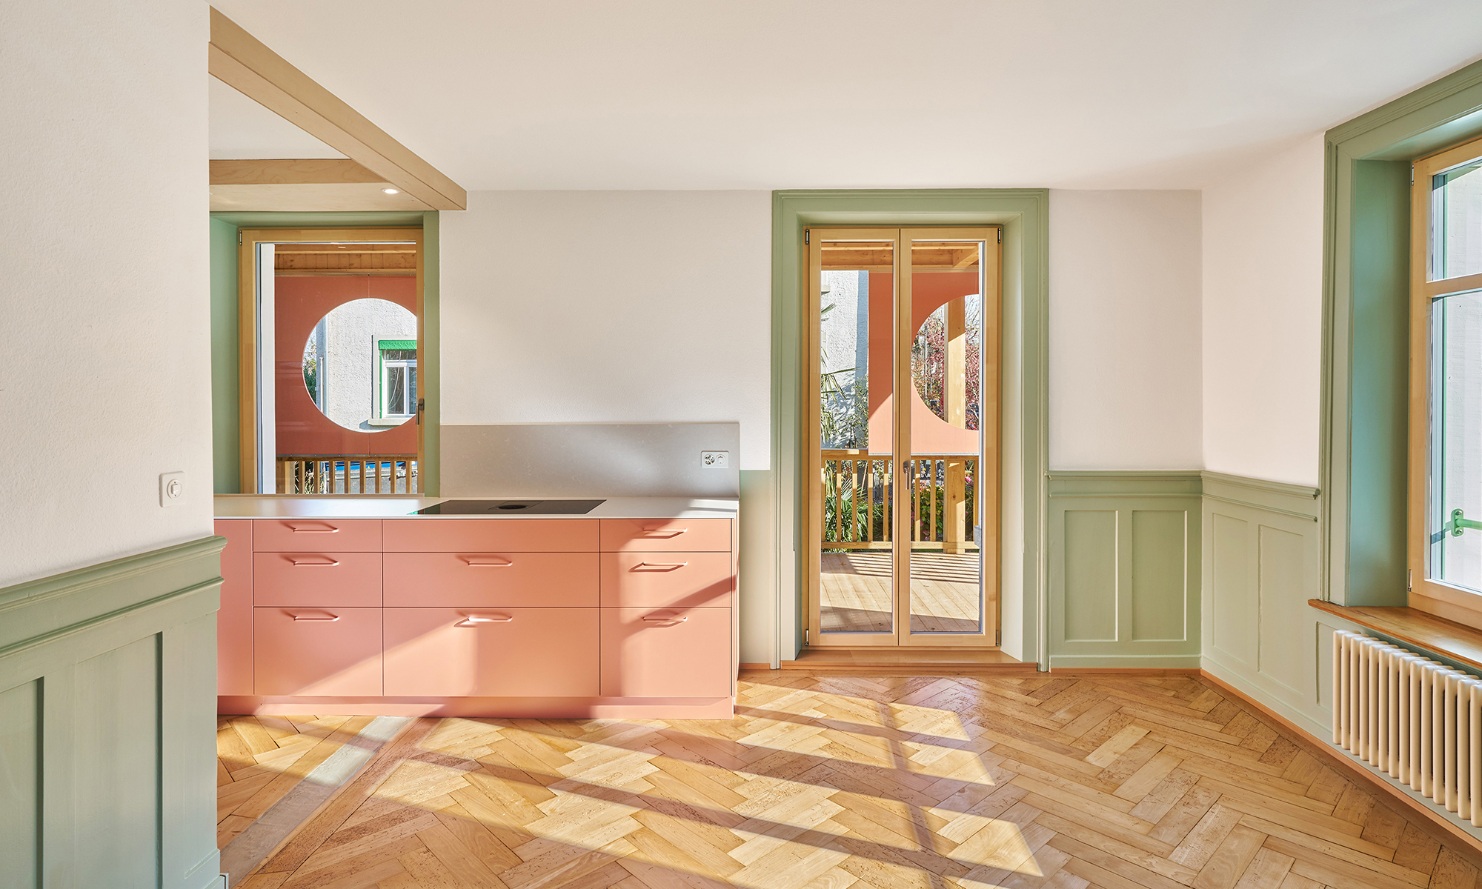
[
  {"xmin": 864, "ymin": 270, "xmax": 981, "ymax": 456},
  {"xmin": 274, "ymin": 276, "xmax": 417, "ymax": 456}
]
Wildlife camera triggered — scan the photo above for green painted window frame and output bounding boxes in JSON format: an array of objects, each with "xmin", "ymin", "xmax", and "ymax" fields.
[
  {"xmin": 207, "ymin": 210, "xmax": 441, "ymax": 495},
  {"xmin": 374, "ymin": 337, "xmax": 418, "ymax": 420},
  {"xmin": 771, "ymin": 189, "xmax": 1049, "ymax": 666},
  {"xmin": 1323, "ymin": 59, "xmax": 1482, "ymax": 608}
]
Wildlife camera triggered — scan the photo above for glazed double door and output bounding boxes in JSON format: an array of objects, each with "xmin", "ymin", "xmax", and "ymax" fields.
[{"xmin": 806, "ymin": 227, "xmax": 1001, "ymax": 647}]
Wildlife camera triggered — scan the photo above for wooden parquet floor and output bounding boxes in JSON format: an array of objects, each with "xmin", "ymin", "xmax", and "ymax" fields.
[
  {"xmin": 229, "ymin": 673, "xmax": 1482, "ymax": 889},
  {"xmin": 218, "ymin": 714, "xmax": 375, "ymax": 850}
]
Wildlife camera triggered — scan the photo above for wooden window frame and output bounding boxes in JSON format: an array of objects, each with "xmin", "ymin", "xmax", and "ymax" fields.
[
  {"xmin": 237, "ymin": 226, "xmax": 425, "ymax": 493},
  {"xmin": 1408, "ymin": 134, "xmax": 1482, "ymax": 629}
]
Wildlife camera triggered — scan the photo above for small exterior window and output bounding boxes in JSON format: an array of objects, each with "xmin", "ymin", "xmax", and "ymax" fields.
[
  {"xmin": 376, "ymin": 338, "xmax": 417, "ymax": 420},
  {"xmin": 1410, "ymin": 136, "xmax": 1482, "ymax": 625}
]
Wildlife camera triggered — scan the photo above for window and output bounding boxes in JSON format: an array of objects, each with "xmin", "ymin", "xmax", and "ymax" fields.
[
  {"xmin": 376, "ymin": 338, "xmax": 417, "ymax": 420},
  {"xmin": 1409, "ymin": 134, "xmax": 1482, "ymax": 626}
]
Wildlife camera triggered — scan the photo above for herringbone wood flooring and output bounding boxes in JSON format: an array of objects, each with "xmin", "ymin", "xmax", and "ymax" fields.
[
  {"xmin": 226, "ymin": 673, "xmax": 1482, "ymax": 888},
  {"xmin": 218, "ymin": 714, "xmax": 374, "ymax": 849}
]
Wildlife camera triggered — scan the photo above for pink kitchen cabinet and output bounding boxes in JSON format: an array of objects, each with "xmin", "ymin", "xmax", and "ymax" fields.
[
  {"xmin": 384, "ymin": 552, "xmax": 598, "ymax": 608},
  {"xmin": 383, "ymin": 518, "xmax": 598, "ymax": 553},
  {"xmin": 599, "ymin": 552, "xmax": 733, "ymax": 609},
  {"xmin": 252, "ymin": 606, "xmax": 383, "ymax": 697},
  {"xmin": 599, "ymin": 607, "xmax": 731, "ymax": 698},
  {"xmin": 383, "ymin": 607, "xmax": 600, "ymax": 697},
  {"xmin": 252, "ymin": 551, "xmax": 383, "ymax": 608},
  {"xmin": 253, "ymin": 518, "xmax": 382, "ymax": 552},
  {"xmin": 216, "ymin": 520, "xmax": 254, "ymax": 695},
  {"xmin": 599, "ymin": 518, "xmax": 731, "ymax": 553}
]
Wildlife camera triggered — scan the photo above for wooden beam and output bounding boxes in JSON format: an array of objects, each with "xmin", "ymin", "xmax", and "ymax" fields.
[
  {"xmin": 210, "ymin": 158, "xmax": 383, "ymax": 185},
  {"xmin": 209, "ymin": 8, "xmax": 467, "ymax": 211}
]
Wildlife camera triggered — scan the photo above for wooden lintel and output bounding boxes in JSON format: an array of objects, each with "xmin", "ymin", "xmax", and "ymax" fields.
[
  {"xmin": 209, "ymin": 8, "xmax": 467, "ymax": 211},
  {"xmin": 210, "ymin": 158, "xmax": 384, "ymax": 186}
]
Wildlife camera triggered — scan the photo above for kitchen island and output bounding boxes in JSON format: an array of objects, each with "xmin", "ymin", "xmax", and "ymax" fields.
[{"xmin": 215, "ymin": 495, "xmax": 739, "ymax": 718}]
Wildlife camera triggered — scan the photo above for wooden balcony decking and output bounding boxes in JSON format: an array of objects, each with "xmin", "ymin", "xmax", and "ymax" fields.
[{"xmin": 819, "ymin": 550, "xmax": 982, "ymax": 634}]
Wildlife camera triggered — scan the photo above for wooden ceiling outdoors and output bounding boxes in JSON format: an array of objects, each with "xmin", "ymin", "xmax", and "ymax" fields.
[
  {"xmin": 819, "ymin": 241, "xmax": 985, "ymax": 272},
  {"xmin": 273, "ymin": 241, "xmax": 416, "ymax": 276}
]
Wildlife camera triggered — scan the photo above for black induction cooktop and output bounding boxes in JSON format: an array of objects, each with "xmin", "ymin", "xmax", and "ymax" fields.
[{"xmin": 414, "ymin": 499, "xmax": 605, "ymax": 515}]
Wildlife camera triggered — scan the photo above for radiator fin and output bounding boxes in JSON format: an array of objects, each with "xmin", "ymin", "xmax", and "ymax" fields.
[{"xmin": 1333, "ymin": 630, "xmax": 1482, "ymax": 827}]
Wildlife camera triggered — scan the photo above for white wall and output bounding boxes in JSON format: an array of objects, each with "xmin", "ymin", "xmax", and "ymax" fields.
[
  {"xmin": 1049, "ymin": 190, "xmax": 1204, "ymax": 470},
  {"xmin": 0, "ymin": 1, "xmax": 211, "ymax": 587},
  {"xmin": 440, "ymin": 191, "xmax": 773, "ymax": 469},
  {"xmin": 1202, "ymin": 134, "xmax": 1326, "ymax": 486}
]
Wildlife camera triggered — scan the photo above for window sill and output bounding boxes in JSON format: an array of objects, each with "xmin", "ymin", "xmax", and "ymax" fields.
[{"xmin": 1308, "ymin": 599, "xmax": 1482, "ymax": 673}]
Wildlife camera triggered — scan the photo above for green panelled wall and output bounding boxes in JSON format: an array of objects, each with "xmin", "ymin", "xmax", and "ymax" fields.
[
  {"xmin": 207, "ymin": 211, "xmax": 438, "ymax": 496},
  {"xmin": 1200, "ymin": 473, "xmax": 1332, "ymax": 738},
  {"xmin": 0, "ymin": 538, "xmax": 225, "ymax": 889},
  {"xmin": 1048, "ymin": 473, "xmax": 1203, "ymax": 668}
]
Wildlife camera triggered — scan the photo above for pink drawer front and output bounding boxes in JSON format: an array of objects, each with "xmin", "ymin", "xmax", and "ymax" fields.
[
  {"xmin": 254, "ymin": 518, "xmax": 382, "ymax": 552},
  {"xmin": 253, "ymin": 607, "xmax": 382, "ymax": 696},
  {"xmin": 600, "ymin": 607, "xmax": 732, "ymax": 698},
  {"xmin": 600, "ymin": 552, "xmax": 733, "ymax": 609},
  {"xmin": 384, "ymin": 552, "xmax": 598, "ymax": 608},
  {"xmin": 252, "ymin": 552, "xmax": 383, "ymax": 607},
  {"xmin": 216, "ymin": 520, "xmax": 254, "ymax": 695},
  {"xmin": 383, "ymin": 607, "xmax": 599, "ymax": 697},
  {"xmin": 383, "ymin": 519, "xmax": 598, "ymax": 553},
  {"xmin": 599, "ymin": 518, "xmax": 731, "ymax": 553}
]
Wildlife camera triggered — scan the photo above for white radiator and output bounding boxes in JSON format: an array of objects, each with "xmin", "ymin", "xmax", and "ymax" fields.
[{"xmin": 1333, "ymin": 630, "xmax": 1482, "ymax": 826}]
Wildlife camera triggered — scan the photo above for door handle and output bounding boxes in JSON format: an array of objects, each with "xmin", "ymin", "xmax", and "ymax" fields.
[
  {"xmin": 290, "ymin": 612, "xmax": 340, "ymax": 622},
  {"xmin": 456, "ymin": 615, "xmax": 514, "ymax": 626}
]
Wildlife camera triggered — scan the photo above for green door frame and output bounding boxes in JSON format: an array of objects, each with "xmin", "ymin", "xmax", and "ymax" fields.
[
  {"xmin": 208, "ymin": 210, "xmax": 442, "ymax": 496},
  {"xmin": 771, "ymin": 189, "xmax": 1050, "ymax": 667}
]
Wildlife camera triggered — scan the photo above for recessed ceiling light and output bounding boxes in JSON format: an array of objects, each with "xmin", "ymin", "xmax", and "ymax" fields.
[{"xmin": 382, "ymin": 187, "xmax": 400, "ymax": 195}]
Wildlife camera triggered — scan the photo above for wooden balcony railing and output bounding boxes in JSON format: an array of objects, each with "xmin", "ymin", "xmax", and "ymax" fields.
[
  {"xmin": 277, "ymin": 455, "xmax": 419, "ymax": 495},
  {"xmin": 821, "ymin": 450, "xmax": 978, "ymax": 553}
]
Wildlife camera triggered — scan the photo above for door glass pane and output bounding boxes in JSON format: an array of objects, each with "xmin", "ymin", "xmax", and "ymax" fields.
[
  {"xmin": 1433, "ymin": 160, "xmax": 1482, "ymax": 280},
  {"xmin": 906, "ymin": 240, "xmax": 984, "ymax": 634},
  {"xmin": 818, "ymin": 239, "xmax": 895, "ymax": 635},
  {"xmin": 1431, "ymin": 288, "xmax": 1482, "ymax": 591}
]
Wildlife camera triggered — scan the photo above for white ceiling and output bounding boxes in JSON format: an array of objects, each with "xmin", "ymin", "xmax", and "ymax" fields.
[
  {"xmin": 208, "ymin": 77, "xmax": 343, "ymax": 160},
  {"xmin": 208, "ymin": 0, "xmax": 1482, "ymax": 191}
]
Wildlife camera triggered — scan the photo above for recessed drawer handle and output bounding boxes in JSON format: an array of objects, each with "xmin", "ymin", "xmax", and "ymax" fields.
[
  {"xmin": 639, "ymin": 527, "xmax": 687, "ymax": 537},
  {"xmin": 642, "ymin": 615, "xmax": 689, "ymax": 624},
  {"xmin": 457, "ymin": 615, "xmax": 514, "ymax": 626},
  {"xmin": 461, "ymin": 557, "xmax": 513, "ymax": 567},
  {"xmin": 288, "ymin": 557, "xmax": 340, "ymax": 567},
  {"xmin": 636, "ymin": 561, "xmax": 688, "ymax": 571},
  {"xmin": 286, "ymin": 523, "xmax": 339, "ymax": 533},
  {"xmin": 290, "ymin": 613, "xmax": 340, "ymax": 622}
]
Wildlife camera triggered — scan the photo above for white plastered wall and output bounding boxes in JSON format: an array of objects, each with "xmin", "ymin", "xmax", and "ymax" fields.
[
  {"xmin": 0, "ymin": 1, "xmax": 211, "ymax": 586},
  {"xmin": 439, "ymin": 191, "xmax": 775, "ymax": 661},
  {"xmin": 440, "ymin": 191, "xmax": 772, "ymax": 467},
  {"xmin": 1201, "ymin": 134, "xmax": 1326, "ymax": 486},
  {"xmin": 1049, "ymin": 190, "xmax": 1204, "ymax": 469}
]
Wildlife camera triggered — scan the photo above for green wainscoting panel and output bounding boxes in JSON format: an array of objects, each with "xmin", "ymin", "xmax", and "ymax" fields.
[
  {"xmin": 1047, "ymin": 472, "xmax": 1202, "ymax": 668},
  {"xmin": 0, "ymin": 537, "xmax": 225, "ymax": 889},
  {"xmin": 1200, "ymin": 472, "xmax": 1327, "ymax": 738},
  {"xmin": 0, "ymin": 680, "xmax": 39, "ymax": 889},
  {"xmin": 773, "ymin": 189, "xmax": 1049, "ymax": 665},
  {"xmin": 1323, "ymin": 58, "xmax": 1482, "ymax": 606},
  {"xmin": 1062, "ymin": 510, "xmax": 1118, "ymax": 642}
]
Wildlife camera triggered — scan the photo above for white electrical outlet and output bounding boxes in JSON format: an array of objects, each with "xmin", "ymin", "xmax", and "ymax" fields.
[
  {"xmin": 701, "ymin": 450, "xmax": 730, "ymax": 469},
  {"xmin": 159, "ymin": 471, "xmax": 185, "ymax": 507}
]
